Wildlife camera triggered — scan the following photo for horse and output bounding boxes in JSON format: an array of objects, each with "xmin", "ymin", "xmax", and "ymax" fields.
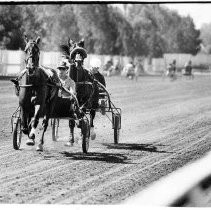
[
  {"xmin": 17, "ymin": 35, "xmax": 59, "ymax": 151},
  {"xmin": 59, "ymin": 38, "xmax": 106, "ymax": 143},
  {"xmin": 166, "ymin": 63, "xmax": 177, "ymax": 81},
  {"xmin": 182, "ymin": 61, "xmax": 194, "ymax": 80},
  {"xmin": 121, "ymin": 62, "xmax": 135, "ymax": 80}
]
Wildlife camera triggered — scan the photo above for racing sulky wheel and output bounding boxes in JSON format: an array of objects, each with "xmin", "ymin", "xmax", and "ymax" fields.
[
  {"xmin": 13, "ymin": 118, "xmax": 22, "ymax": 150},
  {"xmin": 80, "ymin": 118, "xmax": 90, "ymax": 153},
  {"xmin": 112, "ymin": 113, "xmax": 121, "ymax": 144}
]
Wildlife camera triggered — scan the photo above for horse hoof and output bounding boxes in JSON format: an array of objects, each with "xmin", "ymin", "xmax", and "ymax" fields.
[
  {"xmin": 64, "ymin": 142, "xmax": 74, "ymax": 147},
  {"xmin": 26, "ymin": 139, "xmax": 35, "ymax": 146},
  {"xmin": 36, "ymin": 144, "xmax": 43, "ymax": 151},
  {"xmin": 29, "ymin": 134, "xmax": 35, "ymax": 140},
  {"xmin": 22, "ymin": 128, "xmax": 28, "ymax": 135},
  {"xmin": 90, "ymin": 128, "xmax": 96, "ymax": 140}
]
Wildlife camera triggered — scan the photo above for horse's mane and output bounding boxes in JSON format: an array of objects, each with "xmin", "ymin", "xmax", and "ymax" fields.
[
  {"xmin": 59, "ymin": 44, "xmax": 70, "ymax": 57},
  {"xmin": 59, "ymin": 38, "xmax": 85, "ymax": 58}
]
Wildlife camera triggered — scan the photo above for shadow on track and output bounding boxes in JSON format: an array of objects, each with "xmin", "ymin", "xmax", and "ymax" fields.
[
  {"xmin": 102, "ymin": 143, "xmax": 172, "ymax": 153},
  {"xmin": 60, "ymin": 151, "xmax": 132, "ymax": 164}
]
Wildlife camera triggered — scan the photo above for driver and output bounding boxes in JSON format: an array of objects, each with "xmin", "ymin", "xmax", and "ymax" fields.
[
  {"xmin": 167, "ymin": 59, "xmax": 177, "ymax": 77},
  {"xmin": 56, "ymin": 61, "xmax": 77, "ymax": 147},
  {"xmin": 184, "ymin": 60, "xmax": 192, "ymax": 74},
  {"xmin": 57, "ymin": 61, "xmax": 75, "ymax": 97}
]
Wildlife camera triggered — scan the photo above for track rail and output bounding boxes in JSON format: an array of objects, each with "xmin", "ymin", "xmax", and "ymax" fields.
[{"xmin": 124, "ymin": 150, "xmax": 211, "ymax": 206}]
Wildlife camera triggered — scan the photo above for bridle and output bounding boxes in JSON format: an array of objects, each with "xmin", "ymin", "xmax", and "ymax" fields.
[
  {"xmin": 24, "ymin": 41, "xmax": 40, "ymax": 75},
  {"xmin": 19, "ymin": 41, "xmax": 41, "ymax": 88},
  {"xmin": 73, "ymin": 58, "xmax": 95, "ymax": 109}
]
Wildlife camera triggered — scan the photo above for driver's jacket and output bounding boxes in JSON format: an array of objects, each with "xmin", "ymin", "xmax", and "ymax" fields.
[{"xmin": 58, "ymin": 76, "xmax": 76, "ymax": 98}]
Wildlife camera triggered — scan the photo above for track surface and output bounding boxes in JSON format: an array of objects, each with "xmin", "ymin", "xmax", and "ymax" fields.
[{"xmin": 1, "ymin": 75, "xmax": 211, "ymax": 204}]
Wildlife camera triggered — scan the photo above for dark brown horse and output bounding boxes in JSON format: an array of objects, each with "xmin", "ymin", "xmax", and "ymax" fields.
[
  {"xmin": 18, "ymin": 35, "xmax": 58, "ymax": 151},
  {"xmin": 59, "ymin": 38, "xmax": 106, "ymax": 142}
]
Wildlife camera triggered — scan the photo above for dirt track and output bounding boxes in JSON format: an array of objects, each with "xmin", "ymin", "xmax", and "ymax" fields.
[{"xmin": 1, "ymin": 75, "xmax": 211, "ymax": 204}]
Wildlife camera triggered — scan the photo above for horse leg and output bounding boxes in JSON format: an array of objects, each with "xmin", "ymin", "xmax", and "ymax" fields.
[
  {"xmin": 65, "ymin": 119, "xmax": 75, "ymax": 147},
  {"xmin": 20, "ymin": 106, "xmax": 28, "ymax": 135},
  {"xmin": 27, "ymin": 104, "xmax": 40, "ymax": 146},
  {"xmin": 36, "ymin": 93, "xmax": 57, "ymax": 151},
  {"xmin": 36, "ymin": 96, "xmax": 54, "ymax": 151},
  {"xmin": 28, "ymin": 104, "xmax": 40, "ymax": 140},
  {"xmin": 90, "ymin": 109, "xmax": 96, "ymax": 140},
  {"xmin": 36, "ymin": 116, "xmax": 48, "ymax": 151}
]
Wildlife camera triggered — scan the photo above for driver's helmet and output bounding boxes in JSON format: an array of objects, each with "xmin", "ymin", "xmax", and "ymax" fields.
[{"xmin": 90, "ymin": 58, "xmax": 101, "ymax": 74}]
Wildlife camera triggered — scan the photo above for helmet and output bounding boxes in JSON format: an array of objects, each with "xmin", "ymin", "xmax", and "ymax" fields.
[
  {"xmin": 57, "ymin": 61, "xmax": 69, "ymax": 70},
  {"xmin": 90, "ymin": 58, "xmax": 101, "ymax": 68}
]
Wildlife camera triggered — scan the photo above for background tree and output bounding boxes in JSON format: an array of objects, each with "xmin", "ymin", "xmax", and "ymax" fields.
[
  {"xmin": 73, "ymin": 4, "xmax": 117, "ymax": 54},
  {"xmin": 0, "ymin": 3, "xmax": 202, "ymax": 56},
  {"xmin": 108, "ymin": 6, "xmax": 135, "ymax": 56},
  {"xmin": 128, "ymin": 4, "xmax": 201, "ymax": 57},
  {"xmin": 0, "ymin": 5, "xmax": 24, "ymax": 49},
  {"xmin": 200, "ymin": 23, "xmax": 211, "ymax": 53},
  {"xmin": 176, "ymin": 16, "xmax": 201, "ymax": 55}
]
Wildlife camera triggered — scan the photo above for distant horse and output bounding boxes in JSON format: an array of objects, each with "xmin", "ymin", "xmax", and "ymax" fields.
[
  {"xmin": 18, "ymin": 35, "xmax": 59, "ymax": 151},
  {"xmin": 59, "ymin": 38, "xmax": 106, "ymax": 142},
  {"xmin": 121, "ymin": 62, "xmax": 135, "ymax": 80},
  {"xmin": 182, "ymin": 61, "xmax": 194, "ymax": 80},
  {"xmin": 166, "ymin": 63, "xmax": 177, "ymax": 81}
]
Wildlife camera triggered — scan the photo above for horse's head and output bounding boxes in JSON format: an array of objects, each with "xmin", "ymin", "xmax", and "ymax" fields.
[
  {"xmin": 70, "ymin": 39, "xmax": 87, "ymax": 67},
  {"xmin": 24, "ymin": 35, "xmax": 40, "ymax": 75},
  {"xmin": 59, "ymin": 38, "xmax": 86, "ymax": 65}
]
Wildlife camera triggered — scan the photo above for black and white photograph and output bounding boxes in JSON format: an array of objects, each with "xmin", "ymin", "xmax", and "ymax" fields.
[{"xmin": 1, "ymin": 0, "xmax": 211, "ymax": 207}]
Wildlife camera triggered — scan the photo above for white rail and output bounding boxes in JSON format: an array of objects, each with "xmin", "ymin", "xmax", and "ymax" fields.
[{"xmin": 124, "ymin": 151, "xmax": 211, "ymax": 206}]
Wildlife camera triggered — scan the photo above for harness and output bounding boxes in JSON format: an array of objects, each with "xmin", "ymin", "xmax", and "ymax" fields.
[{"xmin": 74, "ymin": 65, "xmax": 95, "ymax": 109}]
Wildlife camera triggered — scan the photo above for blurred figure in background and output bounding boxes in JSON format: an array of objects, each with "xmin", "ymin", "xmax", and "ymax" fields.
[
  {"xmin": 113, "ymin": 60, "xmax": 122, "ymax": 75},
  {"xmin": 166, "ymin": 59, "xmax": 177, "ymax": 81},
  {"xmin": 134, "ymin": 59, "xmax": 144, "ymax": 81},
  {"xmin": 122, "ymin": 60, "xmax": 135, "ymax": 80},
  {"xmin": 103, "ymin": 59, "xmax": 115, "ymax": 77},
  {"xmin": 183, "ymin": 60, "xmax": 194, "ymax": 79}
]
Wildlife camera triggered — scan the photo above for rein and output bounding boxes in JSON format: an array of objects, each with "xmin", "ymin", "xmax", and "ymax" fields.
[
  {"xmin": 74, "ymin": 63, "xmax": 95, "ymax": 108},
  {"xmin": 19, "ymin": 84, "xmax": 34, "ymax": 88},
  {"xmin": 25, "ymin": 55, "xmax": 33, "ymax": 64},
  {"xmin": 19, "ymin": 65, "xmax": 42, "ymax": 88},
  {"xmin": 17, "ymin": 70, "xmax": 34, "ymax": 88},
  {"xmin": 47, "ymin": 83, "xmax": 80, "ymax": 109},
  {"xmin": 76, "ymin": 81, "xmax": 93, "ymax": 85},
  {"xmin": 76, "ymin": 68, "xmax": 95, "ymax": 109}
]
